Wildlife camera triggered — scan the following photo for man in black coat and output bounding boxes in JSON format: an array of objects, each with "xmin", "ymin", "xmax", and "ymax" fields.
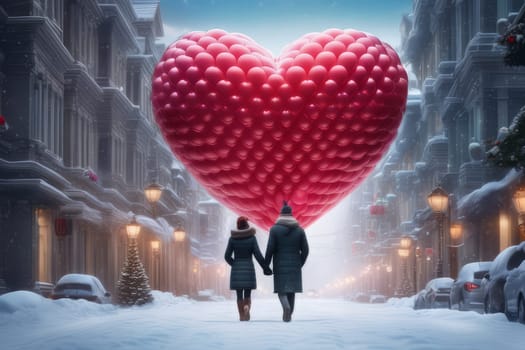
[{"xmin": 265, "ymin": 201, "xmax": 309, "ymax": 322}]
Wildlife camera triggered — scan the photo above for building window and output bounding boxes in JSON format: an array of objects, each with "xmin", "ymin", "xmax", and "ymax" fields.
[{"xmin": 469, "ymin": 106, "xmax": 482, "ymax": 142}]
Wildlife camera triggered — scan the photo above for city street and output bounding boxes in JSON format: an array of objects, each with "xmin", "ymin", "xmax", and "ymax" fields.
[{"xmin": 1, "ymin": 291, "xmax": 525, "ymax": 350}]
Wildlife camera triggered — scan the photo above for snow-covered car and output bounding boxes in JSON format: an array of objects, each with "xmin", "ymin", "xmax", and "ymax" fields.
[
  {"xmin": 413, "ymin": 277, "xmax": 453, "ymax": 309},
  {"xmin": 481, "ymin": 241, "xmax": 525, "ymax": 314},
  {"xmin": 369, "ymin": 294, "xmax": 387, "ymax": 303},
  {"xmin": 353, "ymin": 292, "xmax": 370, "ymax": 303},
  {"xmin": 449, "ymin": 261, "xmax": 492, "ymax": 312},
  {"xmin": 33, "ymin": 281, "xmax": 54, "ymax": 298},
  {"xmin": 503, "ymin": 260, "xmax": 525, "ymax": 322},
  {"xmin": 51, "ymin": 274, "xmax": 112, "ymax": 304}
]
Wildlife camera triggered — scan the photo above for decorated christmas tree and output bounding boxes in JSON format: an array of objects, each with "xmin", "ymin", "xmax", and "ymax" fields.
[
  {"xmin": 117, "ymin": 238, "xmax": 153, "ymax": 306},
  {"xmin": 486, "ymin": 105, "xmax": 525, "ymax": 169},
  {"xmin": 487, "ymin": 13, "xmax": 525, "ymax": 169},
  {"xmin": 498, "ymin": 21, "xmax": 525, "ymax": 66}
]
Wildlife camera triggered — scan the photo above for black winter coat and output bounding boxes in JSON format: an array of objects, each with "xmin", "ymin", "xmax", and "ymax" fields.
[
  {"xmin": 224, "ymin": 227, "xmax": 267, "ymax": 290},
  {"xmin": 265, "ymin": 216, "xmax": 309, "ymax": 293}
]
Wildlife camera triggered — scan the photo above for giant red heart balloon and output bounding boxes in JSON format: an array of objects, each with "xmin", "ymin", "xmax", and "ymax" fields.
[{"xmin": 152, "ymin": 28, "xmax": 407, "ymax": 230}]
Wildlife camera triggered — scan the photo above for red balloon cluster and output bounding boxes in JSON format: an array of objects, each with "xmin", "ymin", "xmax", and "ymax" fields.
[{"xmin": 151, "ymin": 28, "xmax": 408, "ymax": 230}]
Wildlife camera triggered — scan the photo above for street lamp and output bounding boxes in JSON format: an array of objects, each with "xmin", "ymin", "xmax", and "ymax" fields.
[
  {"xmin": 513, "ymin": 187, "xmax": 525, "ymax": 242},
  {"xmin": 513, "ymin": 187, "xmax": 525, "ymax": 213},
  {"xmin": 144, "ymin": 183, "xmax": 163, "ymax": 217},
  {"xmin": 144, "ymin": 183, "xmax": 163, "ymax": 203},
  {"xmin": 400, "ymin": 236, "xmax": 411, "ymax": 250},
  {"xmin": 427, "ymin": 186, "xmax": 449, "ymax": 278},
  {"xmin": 126, "ymin": 217, "xmax": 141, "ymax": 239},
  {"xmin": 449, "ymin": 223, "xmax": 463, "ymax": 244},
  {"xmin": 150, "ymin": 240, "xmax": 160, "ymax": 253},
  {"xmin": 173, "ymin": 225, "xmax": 186, "ymax": 242}
]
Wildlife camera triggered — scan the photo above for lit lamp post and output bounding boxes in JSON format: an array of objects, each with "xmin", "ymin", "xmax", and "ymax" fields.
[
  {"xmin": 151, "ymin": 240, "xmax": 160, "ymax": 252},
  {"xmin": 397, "ymin": 236, "xmax": 413, "ymax": 297},
  {"xmin": 427, "ymin": 186, "xmax": 449, "ymax": 278},
  {"xmin": 173, "ymin": 225, "xmax": 186, "ymax": 242},
  {"xmin": 513, "ymin": 187, "xmax": 525, "ymax": 242},
  {"xmin": 144, "ymin": 183, "xmax": 163, "ymax": 217},
  {"xmin": 126, "ymin": 217, "xmax": 141, "ymax": 239},
  {"xmin": 117, "ymin": 217, "xmax": 153, "ymax": 306}
]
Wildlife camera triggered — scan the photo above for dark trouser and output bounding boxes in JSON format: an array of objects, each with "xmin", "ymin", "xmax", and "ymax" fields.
[
  {"xmin": 236, "ymin": 289, "xmax": 252, "ymax": 301},
  {"xmin": 278, "ymin": 292, "xmax": 295, "ymax": 314}
]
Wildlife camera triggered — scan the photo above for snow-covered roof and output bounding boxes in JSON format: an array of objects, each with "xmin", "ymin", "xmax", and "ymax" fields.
[
  {"xmin": 60, "ymin": 202, "xmax": 102, "ymax": 224},
  {"xmin": 458, "ymin": 169, "xmax": 521, "ymax": 219},
  {"xmin": 131, "ymin": 0, "xmax": 164, "ymax": 37},
  {"xmin": 135, "ymin": 215, "xmax": 173, "ymax": 240},
  {"xmin": 132, "ymin": 0, "xmax": 159, "ymax": 19},
  {"xmin": 198, "ymin": 198, "xmax": 219, "ymax": 205},
  {"xmin": 56, "ymin": 273, "xmax": 101, "ymax": 285}
]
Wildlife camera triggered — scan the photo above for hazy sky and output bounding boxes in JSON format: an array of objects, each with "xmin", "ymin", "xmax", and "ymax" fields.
[{"xmin": 158, "ymin": 0, "xmax": 413, "ymax": 55}]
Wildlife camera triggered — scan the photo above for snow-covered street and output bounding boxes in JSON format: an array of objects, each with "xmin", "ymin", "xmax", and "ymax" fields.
[{"xmin": 1, "ymin": 291, "xmax": 525, "ymax": 350}]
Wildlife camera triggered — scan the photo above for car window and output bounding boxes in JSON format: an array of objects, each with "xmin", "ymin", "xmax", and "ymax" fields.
[
  {"xmin": 507, "ymin": 249, "xmax": 525, "ymax": 270},
  {"xmin": 92, "ymin": 278, "xmax": 106, "ymax": 293},
  {"xmin": 473, "ymin": 270, "xmax": 489, "ymax": 280},
  {"xmin": 458, "ymin": 263, "xmax": 477, "ymax": 280},
  {"xmin": 55, "ymin": 283, "xmax": 92, "ymax": 292},
  {"xmin": 491, "ymin": 246, "xmax": 516, "ymax": 274}
]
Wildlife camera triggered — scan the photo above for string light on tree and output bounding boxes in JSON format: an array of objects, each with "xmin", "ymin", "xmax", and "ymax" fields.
[{"xmin": 117, "ymin": 217, "xmax": 153, "ymax": 306}]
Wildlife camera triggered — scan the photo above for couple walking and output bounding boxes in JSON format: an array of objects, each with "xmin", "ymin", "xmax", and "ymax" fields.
[{"xmin": 224, "ymin": 201, "xmax": 309, "ymax": 322}]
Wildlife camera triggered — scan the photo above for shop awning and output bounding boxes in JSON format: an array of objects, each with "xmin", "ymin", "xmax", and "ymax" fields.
[
  {"xmin": 458, "ymin": 169, "xmax": 521, "ymax": 219},
  {"xmin": 135, "ymin": 214, "xmax": 174, "ymax": 240},
  {"xmin": 0, "ymin": 178, "xmax": 71, "ymax": 205},
  {"xmin": 59, "ymin": 201, "xmax": 103, "ymax": 224}
]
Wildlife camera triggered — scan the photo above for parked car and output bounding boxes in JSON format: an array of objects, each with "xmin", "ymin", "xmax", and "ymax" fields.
[
  {"xmin": 413, "ymin": 277, "xmax": 454, "ymax": 309},
  {"xmin": 51, "ymin": 273, "xmax": 112, "ymax": 304},
  {"xmin": 449, "ymin": 261, "xmax": 492, "ymax": 312},
  {"xmin": 33, "ymin": 281, "xmax": 54, "ymax": 298},
  {"xmin": 504, "ymin": 260, "xmax": 525, "ymax": 322},
  {"xmin": 481, "ymin": 242, "xmax": 525, "ymax": 314},
  {"xmin": 352, "ymin": 292, "xmax": 370, "ymax": 303},
  {"xmin": 369, "ymin": 294, "xmax": 387, "ymax": 303}
]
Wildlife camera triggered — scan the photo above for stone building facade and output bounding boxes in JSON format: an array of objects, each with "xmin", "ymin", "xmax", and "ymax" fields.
[
  {"xmin": 0, "ymin": 0, "xmax": 225, "ymax": 297},
  {"xmin": 348, "ymin": 0, "xmax": 525, "ymax": 296}
]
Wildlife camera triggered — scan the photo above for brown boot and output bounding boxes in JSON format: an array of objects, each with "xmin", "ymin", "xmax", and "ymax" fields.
[
  {"xmin": 243, "ymin": 298, "xmax": 251, "ymax": 321},
  {"xmin": 237, "ymin": 300, "xmax": 246, "ymax": 321}
]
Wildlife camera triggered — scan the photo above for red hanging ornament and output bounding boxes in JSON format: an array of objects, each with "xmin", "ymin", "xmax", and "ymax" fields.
[
  {"xmin": 54, "ymin": 218, "xmax": 70, "ymax": 237},
  {"xmin": 507, "ymin": 35, "xmax": 517, "ymax": 44},
  {"xmin": 369, "ymin": 204, "xmax": 385, "ymax": 215}
]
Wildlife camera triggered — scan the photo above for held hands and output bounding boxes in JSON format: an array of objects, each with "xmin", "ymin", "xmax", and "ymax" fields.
[{"xmin": 263, "ymin": 266, "xmax": 273, "ymax": 276}]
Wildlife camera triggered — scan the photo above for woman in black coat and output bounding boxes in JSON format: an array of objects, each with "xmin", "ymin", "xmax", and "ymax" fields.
[{"xmin": 224, "ymin": 216, "xmax": 272, "ymax": 321}]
